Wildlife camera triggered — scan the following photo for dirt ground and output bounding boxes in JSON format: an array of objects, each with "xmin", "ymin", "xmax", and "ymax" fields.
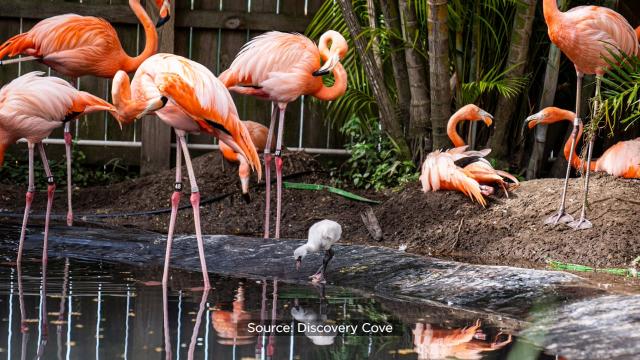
[{"xmin": 1, "ymin": 152, "xmax": 639, "ymax": 271}]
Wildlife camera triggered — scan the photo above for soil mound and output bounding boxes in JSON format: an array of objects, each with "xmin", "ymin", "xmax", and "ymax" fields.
[{"xmin": 1, "ymin": 152, "xmax": 638, "ymax": 268}]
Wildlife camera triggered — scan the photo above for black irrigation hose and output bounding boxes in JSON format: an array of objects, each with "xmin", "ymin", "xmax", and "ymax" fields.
[{"xmin": 0, "ymin": 170, "xmax": 319, "ymax": 220}]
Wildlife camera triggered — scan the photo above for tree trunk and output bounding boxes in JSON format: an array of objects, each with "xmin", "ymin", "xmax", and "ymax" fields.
[
  {"xmin": 366, "ymin": 0, "xmax": 383, "ymax": 70},
  {"xmin": 337, "ymin": 0, "xmax": 411, "ymax": 160},
  {"xmin": 399, "ymin": 0, "xmax": 432, "ymax": 161},
  {"xmin": 427, "ymin": 0, "xmax": 451, "ymax": 149},
  {"xmin": 379, "ymin": 0, "xmax": 411, "ymax": 130},
  {"xmin": 488, "ymin": 0, "xmax": 537, "ymax": 160},
  {"xmin": 526, "ymin": 43, "xmax": 561, "ymax": 179},
  {"xmin": 526, "ymin": 0, "xmax": 565, "ymax": 179}
]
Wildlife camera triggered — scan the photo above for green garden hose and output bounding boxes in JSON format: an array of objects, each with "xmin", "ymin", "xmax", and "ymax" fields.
[
  {"xmin": 548, "ymin": 260, "xmax": 638, "ymax": 278},
  {"xmin": 283, "ymin": 182, "xmax": 381, "ymax": 204}
]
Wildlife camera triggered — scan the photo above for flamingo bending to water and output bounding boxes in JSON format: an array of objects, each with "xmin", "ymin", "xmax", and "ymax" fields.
[
  {"xmin": 0, "ymin": 0, "xmax": 171, "ymax": 227},
  {"xmin": 111, "ymin": 53, "xmax": 262, "ymax": 290},
  {"xmin": 0, "ymin": 72, "xmax": 116, "ymax": 265},
  {"xmin": 526, "ymin": 107, "xmax": 640, "ymax": 178},
  {"xmin": 543, "ymin": 0, "xmax": 638, "ymax": 229},
  {"xmin": 294, "ymin": 219, "xmax": 342, "ymax": 284},
  {"xmin": 219, "ymin": 120, "xmax": 274, "ymax": 202},
  {"xmin": 219, "ymin": 30, "xmax": 348, "ymax": 239}
]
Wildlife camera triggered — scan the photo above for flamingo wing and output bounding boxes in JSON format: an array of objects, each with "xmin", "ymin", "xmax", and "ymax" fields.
[
  {"xmin": 595, "ymin": 139, "xmax": 640, "ymax": 178},
  {"xmin": 420, "ymin": 150, "xmax": 487, "ymax": 206},
  {"xmin": 220, "ymin": 31, "xmax": 319, "ymax": 87},
  {"xmin": 0, "ymin": 15, "xmax": 125, "ymax": 77},
  {"xmin": 154, "ymin": 71, "xmax": 262, "ymax": 179}
]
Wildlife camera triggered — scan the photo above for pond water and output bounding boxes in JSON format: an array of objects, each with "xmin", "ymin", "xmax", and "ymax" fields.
[{"xmin": 0, "ymin": 258, "xmax": 559, "ymax": 360}]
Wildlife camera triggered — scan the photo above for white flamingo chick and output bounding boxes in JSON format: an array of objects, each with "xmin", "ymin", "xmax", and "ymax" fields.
[{"xmin": 294, "ymin": 220, "xmax": 342, "ymax": 283}]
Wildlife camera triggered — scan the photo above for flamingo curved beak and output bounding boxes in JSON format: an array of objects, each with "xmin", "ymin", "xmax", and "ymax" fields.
[
  {"xmin": 156, "ymin": 0, "xmax": 171, "ymax": 28},
  {"xmin": 478, "ymin": 110, "xmax": 494, "ymax": 127},
  {"xmin": 525, "ymin": 113, "xmax": 543, "ymax": 129},
  {"xmin": 313, "ymin": 54, "xmax": 340, "ymax": 77},
  {"xmin": 136, "ymin": 96, "xmax": 168, "ymax": 120},
  {"xmin": 295, "ymin": 257, "xmax": 302, "ymax": 271}
]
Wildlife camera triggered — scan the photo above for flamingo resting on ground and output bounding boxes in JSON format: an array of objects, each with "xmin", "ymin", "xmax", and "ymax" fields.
[
  {"xmin": 527, "ymin": 107, "xmax": 640, "ymax": 178},
  {"xmin": 219, "ymin": 30, "xmax": 348, "ymax": 239},
  {"xmin": 111, "ymin": 53, "xmax": 262, "ymax": 290},
  {"xmin": 294, "ymin": 219, "xmax": 342, "ymax": 284},
  {"xmin": 543, "ymin": 0, "xmax": 638, "ymax": 229},
  {"xmin": 0, "ymin": 0, "xmax": 170, "ymax": 227},
  {"xmin": 0, "ymin": 72, "xmax": 117, "ymax": 265},
  {"xmin": 446, "ymin": 104, "xmax": 519, "ymax": 192},
  {"xmin": 420, "ymin": 147, "xmax": 498, "ymax": 207},
  {"xmin": 219, "ymin": 120, "xmax": 274, "ymax": 202}
]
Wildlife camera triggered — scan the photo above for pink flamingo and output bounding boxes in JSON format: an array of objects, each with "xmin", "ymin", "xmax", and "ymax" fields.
[
  {"xmin": 0, "ymin": 72, "xmax": 116, "ymax": 265},
  {"xmin": 111, "ymin": 53, "xmax": 262, "ymax": 290},
  {"xmin": 0, "ymin": 0, "xmax": 170, "ymax": 226},
  {"xmin": 527, "ymin": 107, "xmax": 640, "ymax": 178},
  {"xmin": 219, "ymin": 120, "xmax": 273, "ymax": 202},
  {"xmin": 219, "ymin": 30, "xmax": 348, "ymax": 239},
  {"xmin": 543, "ymin": 0, "xmax": 638, "ymax": 229}
]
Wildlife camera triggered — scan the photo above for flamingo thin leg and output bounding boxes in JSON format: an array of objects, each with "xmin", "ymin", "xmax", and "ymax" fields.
[
  {"xmin": 570, "ymin": 75, "xmax": 601, "ymax": 230},
  {"xmin": 274, "ymin": 103, "xmax": 287, "ymax": 239},
  {"xmin": 17, "ymin": 143, "xmax": 36, "ymax": 266},
  {"xmin": 64, "ymin": 121, "xmax": 73, "ymax": 227},
  {"xmin": 263, "ymin": 104, "xmax": 278, "ymax": 239},
  {"xmin": 310, "ymin": 248, "xmax": 334, "ymax": 284},
  {"xmin": 38, "ymin": 143, "xmax": 55, "ymax": 266},
  {"xmin": 178, "ymin": 132, "xmax": 211, "ymax": 290},
  {"xmin": 545, "ymin": 72, "xmax": 583, "ymax": 225},
  {"xmin": 162, "ymin": 135, "xmax": 183, "ymax": 287},
  {"xmin": 162, "ymin": 284, "xmax": 173, "ymax": 360}
]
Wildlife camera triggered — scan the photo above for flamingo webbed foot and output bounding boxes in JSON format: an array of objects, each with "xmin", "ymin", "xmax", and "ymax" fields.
[
  {"xmin": 479, "ymin": 185, "xmax": 494, "ymax": 197},
  {"xmin": 568, "ymin": 217, "xmax": 593, "ymax": 230},
  {"xmin": 309, "ymin": 272, "xmax": 326, "ymax": 284},
  {"xmin": 544, "ymin": 211, "xmax": 574, "ymax": 225}
]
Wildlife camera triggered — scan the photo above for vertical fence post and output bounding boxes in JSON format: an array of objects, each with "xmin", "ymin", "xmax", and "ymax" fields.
[{"xmin": 140, "ymin": 0, "xmax": 175, "ymax": 175}]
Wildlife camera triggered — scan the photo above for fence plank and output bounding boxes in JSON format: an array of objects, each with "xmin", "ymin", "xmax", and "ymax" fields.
[
  {"xmin": 140, "ymin": 0, "xmax": 175, "ymax": 175},
  {"xmin": 0, "ymin": 0, "xmax": 311, "ymax": 32}
]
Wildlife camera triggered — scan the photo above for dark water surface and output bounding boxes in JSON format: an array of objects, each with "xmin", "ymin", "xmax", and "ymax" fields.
[{"xmin": 0, "ymin": 258, "xmax": 556, "ymax": 360}]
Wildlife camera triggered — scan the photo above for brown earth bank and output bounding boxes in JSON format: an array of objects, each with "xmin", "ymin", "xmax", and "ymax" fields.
[{"xmin": 1, "ymin": 152, "xmax": 639, "ymax": 272}]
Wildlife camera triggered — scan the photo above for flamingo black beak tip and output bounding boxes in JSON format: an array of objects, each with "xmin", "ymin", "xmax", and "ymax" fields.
[
  {"xmin": 242, "ymin": 193, "xmax": 251, "ymax": 204},
  {"xmin": 156, "ymin": 15, "xmax": 170, "ymax": 28},
  {"xmin": 295, "ymin": 258, "xmax": 302, "ymax": 271},
  {"xmin": 312, "ymin": 69, "xmax": 330, "ymax": 77}
]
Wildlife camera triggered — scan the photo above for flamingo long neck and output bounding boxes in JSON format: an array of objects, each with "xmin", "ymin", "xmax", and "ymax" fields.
[
  {"xmin": 446, "ymin": 111, "xmax": 468, "ymax": 147},
  {"xmin": 543, "ymin": 0, "xmax": 562, "ymax": 28},
  {"xmin": 312, "ymin": 63, "xmax": 347, "ymax": 101},
  {"xmin": 112, "ymin": 74, "xmax": 143, "ymax": 124},
  {"xmin": 554, "ymin": 111, "xmax": 597, "ymax": 171},
  {"xmin": 121, "ymin": 0, "xmax": 158, "ymax": 72}
]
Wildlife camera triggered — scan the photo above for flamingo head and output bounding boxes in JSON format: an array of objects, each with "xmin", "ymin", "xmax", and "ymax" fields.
[
  {"xmin": 313, "ymin": 31, "xmax": 348, "ymax": 77},
  {"xmin": 293, "ymin": 245, "xmax": 308, "ymax": 271},
  {"xmin": 459, "ymin": 104, "xmax": 494, "ymax": 127},
  {"xmin": 155, "ymin": 0, "xmax": 172, "ymax": 28},
  {"xmin": 525, "ymin": 107, "xmax": 567, "ymax": 129}
]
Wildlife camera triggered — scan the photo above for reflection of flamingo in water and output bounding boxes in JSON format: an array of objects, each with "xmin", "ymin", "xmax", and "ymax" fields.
[
  {"xmin": 54, "ymin": 258, "xmax": 70, "ymax": 360},
  {"xmin": 162, "ymin": 285, "xmax": 210, "ymax": 360},
  {"xmin": 211, "ymin": 284, "xmax": 255, "ymax": 347},
  {"xmin": 291, "ymin": 297, "xmax": 336, "ymax": 346},
  {"xmin": 251, "ymin": 279, "xmax": 279, "ymax": 360},
  {"xmin": 413, "ymin": 320, "xmax": 512, "ymax": 360}
]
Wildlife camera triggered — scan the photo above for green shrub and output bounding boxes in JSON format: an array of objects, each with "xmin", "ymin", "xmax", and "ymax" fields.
[{"xmin": 333, "ymin": 115, "xmax": 418, "ymax": 191}]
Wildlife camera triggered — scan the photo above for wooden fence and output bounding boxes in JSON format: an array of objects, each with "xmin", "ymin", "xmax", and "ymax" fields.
[{"xmin": 0, "ymin": 0, "xmax": 346, "ymax": 173}]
